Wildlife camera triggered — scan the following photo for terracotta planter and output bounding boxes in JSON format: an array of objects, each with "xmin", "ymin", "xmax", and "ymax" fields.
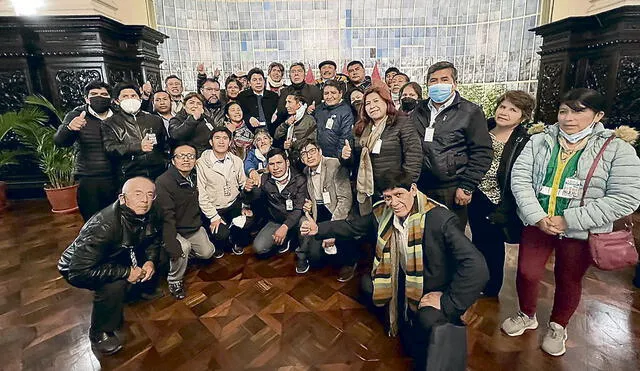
[
  {"xmin": 0, "ymin": 181, "xmax": 8, "ymax": 213},
  {"xmin": 44, "ymin": 184, "xmax": 79, "ymax": 214}
]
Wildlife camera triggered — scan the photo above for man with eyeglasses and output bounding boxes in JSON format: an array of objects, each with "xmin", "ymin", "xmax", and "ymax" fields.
[
  {"xmin": 58, "ymin": 177, "xmax": 163, "ymax": 355},
  {"xmin": 297, "ymin": 139, "xmax": 358, "ymax": 280},
  {"xmin": 156, "ymin": 143, "xmax": 216, "ymax": 300}
]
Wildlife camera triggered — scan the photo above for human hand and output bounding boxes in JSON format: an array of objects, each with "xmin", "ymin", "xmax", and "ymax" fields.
[
  {"xmin": 241, "ymin": 208, "xmax": 253, "ymax": 217},
  {"xmin": 142, "ymin": 81, "xmax": 153, "ymax": 99},
  {"xmin": 454, "ymin": 188, "xmax": 472, "ymax": 206},
  {"xmin": 548, "ymin": 216, "xmax": 568, "ymax": 233},
  {"xmin": 140, "ymin": 261, "xmax": 155, "ymax": 282},
  {"xmin": 127, "ymin": 266, "xmax": 145, "ymax": 284},
  {"xmin": 322, "ymin": 238, "xmax": 335, "ymax": 248},
  {"xmin": 284, "ymin": 139, "xmax": 292, "ymax": 150},
  {"xmin": 190, "ymin": 106, "xmax": 204, "ymax": 120},
  {"xmin": 341, "ymin": 139, "xmax": 352, "ymax": 160},
  {"xmin": 244, "ymin": 177, "xmax": 256, "ymax": 191},
  {"xmin": 418, "ymin": 291, "xmax": 443, "ymax": 310},
  {"xmin": 249, "ymin": 117, "xmax": 260, "ymax": 128},
  {"xmin": 300, "ymin": 211, "xmax": 318, "ymax": 236},
  {"xmin": 249, "ymin": 170, "xmax": 261, "ymax": 187},
  {"xmin": 303, "ymin": 198, "xmax": 312, "ymax": 214},
  {"xmin": 286, "ymin": 116, "xmax": 296, "ymax": 125},
  {"xmin": 141, "ymin": 136, "xmax": 154, "ymax": 152},
  {"xmin": 68, "ymin": 111, "xmax": 87, "ymax": 131},
  {"xmin": 210, "ymin": 218, "xmax": 227, "ymax": 234},
  {"xmin": 536, "ymin": 217, "xmax": 563, "ymax": 235},
  {"xmin": 214, "ymin": 68, "xmax": 220, "ymax": 78},
  {"xmin": 307, "ymin": 102, "xmax": 316, "ymax": 114},
  {"xmin": 196, "ymin": 63, "xmax": 205, "ymax": 74},
  {"xmin": 272, "ymin": 224, "xmax": 289, "ymax": 245}
]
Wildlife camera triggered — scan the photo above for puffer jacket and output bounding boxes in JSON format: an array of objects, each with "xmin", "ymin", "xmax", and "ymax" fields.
[
  {"xmin": 102, "ymin": 109, "xmax": 168, "ymax": 181},
  {"xmin": 313, "ymin": 100, "xmax": 354, "ymax": 158},
  {"xmin": 57, "ymin": 201, "xmax": 162, "ymax": 290},
  {"xmin": 511, "ymin": 122, "xmax": 640, "ymax": 240},
  {"xmin": 54, "ymin": 105, "xmax": 115, "ymax": 177},
  {"xmin": 169, "ymin": 109, "xmax": 222, "ymax": 157}
]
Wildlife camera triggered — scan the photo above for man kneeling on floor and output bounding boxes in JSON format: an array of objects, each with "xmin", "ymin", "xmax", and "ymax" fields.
[
  {"xmin": 156, "ymin": 143, "xmax": 216, "ymax": 300},
  {"xmin": 301, "ymin": 173, "xmax": 488, "ymax": 370},
  {"xmin": 58, "ymin": 177, "xmax": 162, "ymax": 355}
]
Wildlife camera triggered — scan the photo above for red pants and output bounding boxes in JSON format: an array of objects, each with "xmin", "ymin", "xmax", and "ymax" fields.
[{"xmin": 516, "ymin": 226, "xmax": 592, "ymax": 327}]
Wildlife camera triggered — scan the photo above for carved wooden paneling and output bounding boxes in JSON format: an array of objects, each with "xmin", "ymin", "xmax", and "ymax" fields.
[
  {"xmin": 55, "ymin": 69, "xmax": 102, "ymax": 112},
  {"xmin": 537, "ymin": 62, "xmax": 563, "ymax": 124},
  {"xmin": 0, "ymin": 69, "xmax": 29, "ymax": 114},
  {"xmin": 609, "ymin": 56, "xmax": 640, "ymax": 127}
]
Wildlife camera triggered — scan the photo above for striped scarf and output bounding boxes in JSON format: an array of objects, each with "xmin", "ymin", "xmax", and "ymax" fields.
[{"xmin": 371, "ymin": 190, "xmax": 437, "ymax": 336}]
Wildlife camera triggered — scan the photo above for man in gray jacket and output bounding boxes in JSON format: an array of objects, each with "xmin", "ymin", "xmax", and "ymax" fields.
[{"xmin": 298, "ymin": 139, "xmax": 358, "ymax": 280}]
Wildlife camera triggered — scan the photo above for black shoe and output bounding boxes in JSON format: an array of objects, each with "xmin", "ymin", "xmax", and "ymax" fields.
[
  {"xmin": 168, "ymin": 281, "xmax": 186, "ymax": 300},
  {"xmin": 140, "ymin": 287, "xmax": 163, "ymax": 301},
  {"xmin": 277, "ymin": 241, "xmax": 290, "ymax": 255},
  {"xmin": 232, "ymin": 244, "xmax": 245, "ymax": 255},
  {"xmin": 337, "ymin": 263, "xmax": 357, "ymax": 282},
  {"xmin": 634, "ymin": 264, "xmax": 640, "ymax": 288},
  {"xmin": 90, "ymin": 331, "xmax": 123, "ymax": 355},
  {"xmin": 213, "ymin": 248, "xmax": 225, "ymax": 259},
  {"xmin": 296, "ymin": 259, "xmax": 310, "ymax": 274}
]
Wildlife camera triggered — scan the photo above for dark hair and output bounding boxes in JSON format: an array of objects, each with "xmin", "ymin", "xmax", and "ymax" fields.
[
  {"xmin": 354, "ymin": 85, "xmax": 400, "ymax": 136},
  {"xmin": 393, "ymin": 73, "xmax": 410, "ymax": 83},
  {"xmin": 209, "ymin": 126, "xmax": 232, "ymax": 141},
  {"xmin": 113, "ymin": 81, "xmax": 141, "ymax": 98},
  {"xmin": 268, "ymin": 62, "xmax": 285, "ymax": 73},
  {"xmin": 298, "ymin": 138, "xmax": 319, "ymax": 151},
  {"xmin": 322, "ymin": 79, "xmax": 345, "ymax": 94},
  {"xmin": 346, "ymin": 87, "xmax": 364, "ymax": 102},
  {"xmin": 183, "ymin": 92, "xmax": 205, "ymax": 105},
  {"xmin": 171, "ymin": 142, "xmax": 197, "ymax": 156},
  {"xmin": 400, "ymin": 82, "xmax": 423, "ymax": 99},
  {"xmin": 560, "ymin": 88, "xmax": 606, "ymax": 114},
  {"xmin": 495, "ymin": 90, "xmax": 536, "ymax": 123},
  {"xmin": 318, "ymin": 60, "xmax": 337, "ymax": 69},
  {"xmin": 289, "ymin": 62, "xmax": 305, "ymax": 72},
  {"xmin": 165, "ymin": 75, "xmax": 182, "ymax": 84},
  {"xmin": 247, "ymin": 67, "xmax": 265, "ymax": 81},
  {"xmin": 152, "ymin": 90, "xmax": 171, "ymax": 100},
  {"xmin": 385, "ymin": 67, "xmax": 400, "ymax": 76},
  {"xmin": 287, "ymin": 93, "xmax": 308, "ymax": 105},
  {"xmin": 427, "ymin": 61, "xmax": 458, "ymax": 84},
  {"xmin": 225, "ymin": 77, "xmax": 242, "ymax": 90},
  {"xmin": 347, "ymin": 60, "xmax": 364, "ymax": 69},
  {"xmin": 377, "ymin": 172, "xmax": 414, "ymax": 192},
  {"xmin": 266, "ymin": 147, "xmax": 288, "ymax": 162},
  {"xmin": 84, "ymin": 80, "xmax": 110, "ymax": 96},
  {"xmin": 201, "ymin": 78, "xmax": 220, "ymax": 88},
  {"xmin": 224, "ymin": 101, "xmax": 242, "ymax": 116}
]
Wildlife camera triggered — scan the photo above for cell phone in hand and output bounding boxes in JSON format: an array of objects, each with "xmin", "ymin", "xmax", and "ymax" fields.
[{"xmin": 145, "ymin": 133, "xmax": 157, "ymax": 145}]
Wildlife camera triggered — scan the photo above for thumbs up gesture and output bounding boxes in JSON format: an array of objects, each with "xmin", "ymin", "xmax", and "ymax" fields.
[
  {"xmin": 68, "ymin": 111, "xmax": 87, "ymax": 131},
  {"xmin": 141, "ymin": 81, "xmax": 153, "ymax": 98},
  {"xmin": 341, "ymin": 139, "xmax": 352, "ymax": 160},
  {"xmin": 300, "ymin": 210, "xmax": 318, "ymax": 236}
]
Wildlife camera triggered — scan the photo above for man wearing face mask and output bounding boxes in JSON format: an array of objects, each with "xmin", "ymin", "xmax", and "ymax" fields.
[
  {"xmin": 412, "ymin": 61, "xmax": 492, "ymax": 230},
  {"xmin": 54, "ymin": 80, "xmax": 117, "ymax": 221},
  {"xmin": 102, "ymin": 82, "xmax": 169, "ymax": 185}
]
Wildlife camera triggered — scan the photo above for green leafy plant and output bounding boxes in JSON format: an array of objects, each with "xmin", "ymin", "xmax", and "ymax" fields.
[
  {"xmin": 0, "ymin": 96, "xmax": 75, "ymax": 188},
  {"xmin": 457, "ymin": 84, "xmax": 507, "ymax": 118}
]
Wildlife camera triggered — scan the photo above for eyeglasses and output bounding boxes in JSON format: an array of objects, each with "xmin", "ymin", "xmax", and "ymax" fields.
[
  {"xmin": 126, "ymin": 191, "xmax": 157, "ymax": 201},
  {"xmin": 174, "ymin": 153, "xmax": 196, "ymax": 160},
  {"xmin": 300, "ymin": 147, "xmax": 318, "ymax": 158}
]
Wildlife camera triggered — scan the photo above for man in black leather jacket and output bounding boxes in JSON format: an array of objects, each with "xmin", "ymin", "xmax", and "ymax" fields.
[
  {"xmin": 58, "ymin": 177, "xmax": 162, "ymax": 355},
  {"xmin": 54, "ymin": 80, "xmax": 117, "ymax": 221},
  {"xmin": 102, "ymin": 82, "xmax": 169, "ymax": 185}
]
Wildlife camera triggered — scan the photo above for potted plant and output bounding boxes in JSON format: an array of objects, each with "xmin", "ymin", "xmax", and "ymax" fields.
[{"xmin": 0, "ymin": 95, "xmax": 78, "ymax": 214}]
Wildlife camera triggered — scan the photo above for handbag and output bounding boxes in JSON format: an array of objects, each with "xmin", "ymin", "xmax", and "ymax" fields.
[{"xmin": 581, "ymin": 135, "xmax": 639, "ymax": 270}]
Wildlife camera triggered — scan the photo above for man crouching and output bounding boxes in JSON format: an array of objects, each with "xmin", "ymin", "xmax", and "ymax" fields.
[{"xmin": 58, "ymin": 177, "xmax": 162, "ymax": 355}]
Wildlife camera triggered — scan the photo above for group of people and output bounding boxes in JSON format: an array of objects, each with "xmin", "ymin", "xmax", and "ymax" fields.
[{"xmin": 54, "ymin": 58, "xmax": 640, "ymax": 369}]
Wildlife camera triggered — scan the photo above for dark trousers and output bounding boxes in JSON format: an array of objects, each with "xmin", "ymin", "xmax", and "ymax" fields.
[
  {"xmin": 467, "ymin": 191, "xmax": 505, "ymax": 297},
  {"xmin": 206, "ymin": 199, "xmax": 255, "ymax": 250},
  {"xmin": 422, "ymin": 187, "xmax": 467, "ymax": 231},
  {"xmin": 299, "ymin": 204, "xmax": 359, "ymax": 266},
  {"xmin": 77, "ymin": 176, "xmax": 117, "ymax": 222}
]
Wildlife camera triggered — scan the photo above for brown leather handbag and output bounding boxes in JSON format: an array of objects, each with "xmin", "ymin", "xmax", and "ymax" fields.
[{"xmin": 581, "ymin": 135, "xmax": 639, "ymax": 270}]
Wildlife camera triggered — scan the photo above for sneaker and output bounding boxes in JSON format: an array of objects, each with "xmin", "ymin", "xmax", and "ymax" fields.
[
  {"xmin": 213, "ymin": 248, "xmax": 225, "ymax": 259},
  {"xmin": 541, "ymin": 322, "xmax": 567, "ymax": 356},
  {"xmin": 168, "ymin": 281, "xmax": 186, "ymax": 300},
  {"xmin": 90, "ymin": 331, "xmax": 123, "ymax": 355},
  {"xmin": 277, "ymin": 240, "xmax": 290, "ymax": 255},
  {"xmin": 337, "ymin": 263, "xmax": 357, "ymax": 282},
  {"xmin": 296, "ymin": 259, "xmax": 310, "ymax": 274},
  {"xmin": 232, "ymin": 244, "xmax": 245, "ymax": 256},
  {"xmin": 501, "ymin": 311, "xmax": 538, "ymax": 336}
]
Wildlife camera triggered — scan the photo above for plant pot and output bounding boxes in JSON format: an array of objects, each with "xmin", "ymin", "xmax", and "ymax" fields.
[
  {"xmin": 0, "ymin": 181, "xmax": 8, "ymax": 213},
  {"xmin": 44, "ymin": 184, "xmax": 79, "ymax": 214}
]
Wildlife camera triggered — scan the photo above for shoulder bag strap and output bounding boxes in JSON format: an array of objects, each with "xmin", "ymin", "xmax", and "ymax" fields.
[{"xmin": 580, "ymin": 134, "xmax": 616, "ymax": 207}]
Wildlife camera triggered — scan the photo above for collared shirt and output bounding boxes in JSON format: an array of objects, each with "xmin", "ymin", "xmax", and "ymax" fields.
[
  {"xmin": 310, "ymin": 159, "xmax": 324, "ymax": 202},
  {"xmin": 171, "ymin": 98, "xmax": 184, "ymax": 116},
  {"xmin": 392, "ymin": 214, "xmax": 409, "ymax": 272},
  {"xmin": 427, "ymin": 92, "xmax": 456, "ymax": 125},
  {"xmin": 87, "ymin": 106, "xmax": 113, "ymax": 121},
  {"xmin": 157, "ymin": 113, "xmax": 172, "ymax": 136},
  {"xmin": 210, "ymin": 152, "xmax": 233, "ymax": 176}
]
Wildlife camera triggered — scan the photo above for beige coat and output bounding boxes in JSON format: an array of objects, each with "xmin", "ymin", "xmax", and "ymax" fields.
[{"xmin": 196, "ymin": 150, "xmax": 247, "ymax": 221}]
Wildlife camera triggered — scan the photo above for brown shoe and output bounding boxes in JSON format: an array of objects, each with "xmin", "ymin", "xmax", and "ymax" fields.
[{"xmin": 337, "ymin": 263, "xmax": 357, "ymax": 282}]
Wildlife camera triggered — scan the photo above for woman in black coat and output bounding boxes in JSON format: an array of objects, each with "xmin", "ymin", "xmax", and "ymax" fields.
[{"xmin": 467, "ymin": 90, "xmax": 535, "ymax": 297}]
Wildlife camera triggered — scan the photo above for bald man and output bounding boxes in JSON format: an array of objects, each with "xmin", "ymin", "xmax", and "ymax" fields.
[{"xmin": 58, "ymin": 177, "xmax": 163, "ymax": 355}]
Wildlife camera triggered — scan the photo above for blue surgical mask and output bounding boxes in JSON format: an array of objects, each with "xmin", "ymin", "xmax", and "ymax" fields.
[
  {"xmin": 559, "ymin": 123, "xmax": 595, "ymax": 144},
  {"xmin": 428, "ymin": 83, "xmax": 453, "ymax": 103}
]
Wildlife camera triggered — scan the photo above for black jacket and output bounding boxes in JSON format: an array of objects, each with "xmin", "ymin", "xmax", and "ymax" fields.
[
  {"xmin": 412, "ymin": 92, "xmax": 493, "ymax": 192},
  {"xmin": 155, "ymin": 166, "xmax": 202, "ymax": 259},
  {"xmin": 345, "ymin": 76, "xmax": 372, "ymax": 96},
  {"xmin": 53, "ymin": 105, "xmax": 114, "ymax": 178},
  {"xmin": 316, "ymin": 205, "xmax": 488, "ymax": 321},
  {"xmin": 237, "ymin": 89, "xmax": 279, "ymax": 135},
  {"xmin": 102, "ymin": 109, "xmax": 169, "ymax": 181},
  {"xmin": 277, "ymin": 83, "xmax": 323, "ymax": 112},
  {"xmin": 168, "ymin": 109, "xmax": 221, "ymax": 157},
  {"xmin": 57, "ymin": 201, "xmax": 162, "ymax": 290},
  {"xmin": 485, "ymin": 119, "xmax": 530, "ymax": 243},
  {"xmin": 244, "ymin": 170, "xmax": 308, "ymax": 229}
]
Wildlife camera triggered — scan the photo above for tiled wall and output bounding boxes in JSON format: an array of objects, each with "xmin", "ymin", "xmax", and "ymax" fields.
[{"xmin": 155, "ymin": 0, "xmax": 542, "ymax": 94}]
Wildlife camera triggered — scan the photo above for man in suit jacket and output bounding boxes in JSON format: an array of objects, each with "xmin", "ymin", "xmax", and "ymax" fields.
[
  {"xmin": 237, "ymin": 67, "xmax": 279, "ymax": 136},
  {"xmin": 298, "ymin": 139, "xmax": 357, "ymax": 281}
]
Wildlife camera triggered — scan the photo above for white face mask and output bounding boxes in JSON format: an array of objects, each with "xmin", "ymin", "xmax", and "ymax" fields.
[
  {"xmin": 559, "ymin": 122, "xmax": 595, "ymax": 144},
  {"xmin": 120, "ymin": 98, "xmax": 141, "ymax": 114}
]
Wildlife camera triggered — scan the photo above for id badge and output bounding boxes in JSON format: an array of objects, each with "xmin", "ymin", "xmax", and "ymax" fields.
[
  {"xmin": 325, "ymin": 117, "xmax": 334, "ymax": 130},
  {"xmin": 424, "ymin": 127, "xmax": 435, "ymax": 142},
  {"xmin": 146, "ymin": 133, "xmax": 157, "ymax": 145},
  {"xmin": 205, "ymin": 121, "xmax": 214, "ymax": 131},
  {"xmin": 371, "ymin": 139, "xmax": 382, "ymax": 154},
  {"xmin": 322, "ymin": 191, "xmax": 331, "ymax": 205},
  {"xmin": 285, "ymin": 198, "xmax": 293, "ymax": 211},
  {"xmin": 223, "ymin": 184, "xmax": 231, "ymax": 197},
  {"xmin": 562, "ymin": 177, "xmax": 582, "ymax": 199}
]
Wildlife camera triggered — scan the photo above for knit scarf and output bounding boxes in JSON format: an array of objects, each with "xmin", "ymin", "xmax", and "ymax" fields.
[
  {"xmin": 371, "ymin": 191, "xmax": 436, "ymax": 336},
  {"xmin": 267, "ymin": 76, "xmax": 284, "ymax": 89},
  {"xmin": 356, "ymin": 117, "xmax": 387, "ymax": 215}
]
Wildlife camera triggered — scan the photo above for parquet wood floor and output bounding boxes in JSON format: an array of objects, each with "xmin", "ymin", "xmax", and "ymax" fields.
[{"xmin": 1, "ymin": 200, "xmax": 639, "ymax": 371}]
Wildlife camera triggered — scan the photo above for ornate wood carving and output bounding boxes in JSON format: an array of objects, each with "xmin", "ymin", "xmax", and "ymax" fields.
[
  {"xmin": 0, "ymin": 70, "xmax": 29, "ymax": 114},
  {"xmin": 146, "ymin": 71, "xmax": 161, "ymax": 91},
  {"xmin": 609, "ymin": 56, "xmax": 640, "ymax": 127},
  {"xmin": 55, "ymin": 69, "xmax": 102, "ymax": 111},
  {"xmin": 584, "ymin": 58, "xmax": 610, "ymax": 97},
  {"xmin": 537, "ymin": 62, "xmax": 563, "ymax": 124}
]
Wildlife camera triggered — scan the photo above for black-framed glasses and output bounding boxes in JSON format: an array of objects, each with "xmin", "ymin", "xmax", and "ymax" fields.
[
  {"xmin": 174, "ymin": 153, "xmax": 196, "ymax": 160},
  {"xmin": 300, "ymin": 147, "xmax": 318, "ymax": 158}
]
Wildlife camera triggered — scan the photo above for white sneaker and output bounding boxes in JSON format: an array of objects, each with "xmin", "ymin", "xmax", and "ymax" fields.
[
  {"xmin": 501, "ymin": 311, "xmax": 539, "ymax": 336},
  {"xmin": 541, "ymin": 322, "xmax": 567, "ymax": 356}
]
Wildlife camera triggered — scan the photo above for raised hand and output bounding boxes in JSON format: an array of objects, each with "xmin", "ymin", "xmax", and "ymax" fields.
[
  {"xmin": 141, "ymin": 81, "xmax": 153, "ymax": 99},
  {"xmin": 68, "ymin": 111, "xmax": 87, "ymax": 131},
  {"xmin": 341, "ymin": 139, "xmax": 352, "ymax": 160},
  {"xmin": 197, "ymin": 63, "xmax": 205, "ymax": 74}
]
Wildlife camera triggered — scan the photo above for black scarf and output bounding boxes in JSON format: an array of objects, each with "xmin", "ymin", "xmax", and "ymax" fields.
[{"xmin": 290, "ymin": 81, "xmax": 306, "ymax": 90}]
